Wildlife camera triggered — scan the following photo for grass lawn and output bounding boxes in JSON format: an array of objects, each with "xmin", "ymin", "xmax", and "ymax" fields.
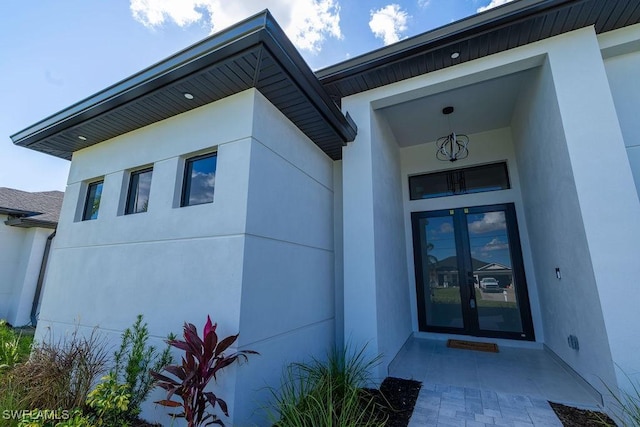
[{"xmin": 432, "ymin": 287, "xmax": 516, "ymax": 308}]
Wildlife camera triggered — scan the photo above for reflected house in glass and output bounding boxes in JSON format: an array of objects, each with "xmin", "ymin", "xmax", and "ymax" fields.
[{"xmin": 9, "ymin": 2, "xmax": 640, "ymax": 424}]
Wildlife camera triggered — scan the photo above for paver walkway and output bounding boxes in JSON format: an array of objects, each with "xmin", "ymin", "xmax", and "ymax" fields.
[
  {"xmin": 389, "ymin": 337, "xmax": 603, "ymax": 426},
  {"xmin": 409, "ymin": 383, "xmax": 563, "ymax": 426}
]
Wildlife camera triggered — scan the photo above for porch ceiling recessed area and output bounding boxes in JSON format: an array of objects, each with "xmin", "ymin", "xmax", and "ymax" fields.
[{"xmin": 378, "ymin": 68, "xmax": 537, "ymax": 147}]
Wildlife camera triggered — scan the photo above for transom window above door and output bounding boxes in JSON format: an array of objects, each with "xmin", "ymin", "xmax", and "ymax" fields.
[{"xmin": 409, "ymin": 162, "xmax": 510, "ymax": 200}]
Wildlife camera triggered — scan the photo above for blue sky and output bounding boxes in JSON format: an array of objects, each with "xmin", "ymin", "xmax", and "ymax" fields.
[{"xmin": 0, "ymin": 0, "xmax": 512, "ymax": 192}]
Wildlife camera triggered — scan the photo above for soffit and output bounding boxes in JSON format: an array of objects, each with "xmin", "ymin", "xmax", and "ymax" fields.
[
  {"xmin": 11, "ymin": 11, "xmax": 357, "ymax": 161},
  {"xmin": 317, "ymin": 0, "xmax": 640, "ymax": 101}
]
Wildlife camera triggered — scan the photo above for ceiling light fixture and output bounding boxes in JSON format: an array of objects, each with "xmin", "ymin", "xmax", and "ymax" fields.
[
  {"xmin": 78, "ymin": 135, "xmax": 87, "ymax": 141},
  {"xmin": 183, "ymin": 92, "xmax": 194, "ymax": 100},
  {"xmin": 450, "ymin": 52, "xmax": 460, "ymax": 59},
  {"xmin": 436, "ymin": 106, "xmax": 469, "ymax": 162}
]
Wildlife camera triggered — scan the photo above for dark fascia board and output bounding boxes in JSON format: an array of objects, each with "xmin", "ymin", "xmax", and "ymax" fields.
[
  {"xmin": 4, "ymin": 217, "xmax": 57, "ymax": 229},
  {"xmin": 261, "ymin": 18, "xmax": 357, "ymax": 141},
  {"xmin": 11, "ymin": 10, "xmax": 356, "ymax": 152},
  {"xmin": 316, "ymin": 0, "xmax": 574, "ymax": 84},
  {"xmin": 11, "ymin": 11, "xmax": 267, "ymax": 148},
  {"xmin": 0, "ymin": 207, "xmax": 39, "ymax": 217}
]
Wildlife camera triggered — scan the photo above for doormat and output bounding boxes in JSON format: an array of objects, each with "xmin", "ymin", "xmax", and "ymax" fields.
[{"xmin": 447, "ymin": 339, "xmax": 499, "ymax": 353}]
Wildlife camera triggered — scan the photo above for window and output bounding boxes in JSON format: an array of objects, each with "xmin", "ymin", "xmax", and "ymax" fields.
[
  {"xmin": 181, "ymin": 153, "xmax": 217, "ymax": 207},
  {"xmin": 82, "ymin": 180, "xmax": 104, "ymax": 220},
  {"xmin": 409, "ymin": 162, "xmax": 510, "ymax": 200},
  {"xmin": 125, "ymin": 168, "xmax": 153, "ymax": 214}
]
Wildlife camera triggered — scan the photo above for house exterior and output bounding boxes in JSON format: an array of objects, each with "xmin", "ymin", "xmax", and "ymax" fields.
[
  {"xmin": 10, "ymin": 0, "xmax": 640, "ymax": 424},
  {"xmin": 0, "ymin": 188, "xmax": 63, "ymax": 326}
]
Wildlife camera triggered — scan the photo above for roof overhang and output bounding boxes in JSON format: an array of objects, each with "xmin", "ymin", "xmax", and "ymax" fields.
[
  {"xmin": 4, "ymin": 216, "xmax": 57, "ymax": 229},
  {"xmin": 11, "ymin": 10, "xmax": 357, "ymax": 161},
  {"xmin": 317, "ymin": 0, "xmax": 640, "ymax": 100}
]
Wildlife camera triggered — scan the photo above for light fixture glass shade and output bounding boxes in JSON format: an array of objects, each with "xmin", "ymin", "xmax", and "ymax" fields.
[{"xmin": 436, "ymin": 131, "xmax": 469, "ymax": 162}]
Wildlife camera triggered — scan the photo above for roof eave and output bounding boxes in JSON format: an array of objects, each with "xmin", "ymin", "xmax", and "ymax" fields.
[
  {"xmin": 4, "ymin": 217, "xmax": 57, "ymax": 229},
  {"xmin": 11, "ymin": 10, "xmax": 356, "ymax": 160},
  {"xmin": 10, "ymin": 10, "xmax": 271, "ymax": 149},
  {"xmin": 316, "ymin": 0, "xmax": 572, "ymax": 83}
]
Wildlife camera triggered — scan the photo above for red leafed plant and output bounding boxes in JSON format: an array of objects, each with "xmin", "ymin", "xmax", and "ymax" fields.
[{"xmin": 150, "ymin": 316, "xmax": 258, "ymax": 427}]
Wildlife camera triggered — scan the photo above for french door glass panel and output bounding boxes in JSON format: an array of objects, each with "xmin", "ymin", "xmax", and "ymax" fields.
[
  {"xmin": 417, "ymin": 215, "xmax": 463, "ymax": 328},
  {"xmin": 466, "ymin": 210, "xmax": 523, "ymax": 334}
]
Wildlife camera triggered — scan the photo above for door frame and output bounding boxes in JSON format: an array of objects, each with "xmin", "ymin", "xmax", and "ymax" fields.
[{"xmin": 411, "ymin": 203, "xmax": 536, "ymax": 341}]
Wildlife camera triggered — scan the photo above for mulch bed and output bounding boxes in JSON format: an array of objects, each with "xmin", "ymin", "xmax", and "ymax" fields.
[
  {"xmin": 549, "ymin": 402, "xmax": 617, "ymax": 426},
  {"xmin": 366, "ymin": 377, "xmax": 422, "ymax": 426}
]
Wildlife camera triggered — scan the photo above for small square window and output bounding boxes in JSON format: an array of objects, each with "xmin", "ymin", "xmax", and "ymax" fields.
[
  {"xmin": 125, "ymin": 168, "xmax": 153, "ymax": 214},
  {"xmin": 82, "ymin": 180, "xmax": 104, "ymax": 221},
  {"xmin": 181, "ymin": 153, "xmax": 217, "ymax": 207}
]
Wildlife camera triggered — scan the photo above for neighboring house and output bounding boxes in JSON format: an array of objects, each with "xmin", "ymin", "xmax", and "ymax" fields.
[
  {"xmin": 9, "ymin": 0, "xmax": 640, "ymax": 424},
  {"xmin": 0, "ymin": 188, "xmax": 63, "ymax": 326}
]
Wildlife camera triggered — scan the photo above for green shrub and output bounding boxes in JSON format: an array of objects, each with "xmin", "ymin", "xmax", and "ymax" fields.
[
  {"xmin": 86, "ymin": 373, "xmax": 131, "ymax": 426},
  {"xmin": 268, "ymin": 345, "xmax": 387, "ymax": 427},
  {"xmin": 110, "ymin": 314, "xmax": 173, "ymax": 420},
  {"xmin": 0, "ymin": 320, "xmax": 33, "ymax": 372}
]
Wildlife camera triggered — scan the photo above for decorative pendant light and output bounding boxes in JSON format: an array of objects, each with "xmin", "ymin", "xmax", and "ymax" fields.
[{"xmin": 436, "ymin": 106, "xmax": 469, "ymax": 162}]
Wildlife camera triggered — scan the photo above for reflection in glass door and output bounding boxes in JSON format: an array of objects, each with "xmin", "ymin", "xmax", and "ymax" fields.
[{"xmin": 411, "ymin": 204, "xmax": 534, "ymax": 340}]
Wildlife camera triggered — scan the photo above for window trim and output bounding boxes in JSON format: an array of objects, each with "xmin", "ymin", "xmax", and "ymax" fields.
[
  {"xmin": 125, "ymin": 167, "xmax": 153, "ymax": 215},
  {"xmin": 82, "ymin": 180, "xmax": 104, "ymax": 221},
  {"xmin": 180, "ymin": 152, "xmax": 217, "ymax": 207}
]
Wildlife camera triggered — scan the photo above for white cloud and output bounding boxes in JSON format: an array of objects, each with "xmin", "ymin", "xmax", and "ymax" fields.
[
  {"xmin": 482, "ymin": 237, "xmax": 509, "ymax": 252},
  {"xmin": 417, "ymin": 0, "xmax": 431, "ymax": 8},
  {"xmin": 129, "ymin": 0, "xmax": 342, "ymax": 53},
  {"xmin": 369, "ymin": 4, "xmax": 409, "ymax": 46},
  {"xmin": 468, "ymin": 212, "xmax": 506, "ymax": 234},
  {"xmin": 477, "ymin": 0, "xmax": 515, "ymax": 13}
]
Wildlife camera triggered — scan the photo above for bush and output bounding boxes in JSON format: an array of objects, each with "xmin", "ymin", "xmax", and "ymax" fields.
[
  {"xmin": 86, "ymin": 373, "xmax": 131, "ymax": 426},
  {"xmin": 151, "ymin": 315, "xmax": 258, "ymax": 427},
  {"xmin": 268, "ymin": 345, "xmax": 387, "ymax": 427},
  {"xmin": 110, "ymin": 314, "xmax": 173, "ymax": 420},
  {"xmin": 0, "ymin": 320, "xmax": 33, "ymax": 372},
  {"xmin": 9, "ymin": 327, "xmax": 108, "ymax": 410}
]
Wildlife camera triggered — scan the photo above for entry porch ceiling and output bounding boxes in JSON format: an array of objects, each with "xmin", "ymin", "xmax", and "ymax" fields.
[
  {"xmin": 11, "ymin": 11, "xmax": 357, "ymax": 161},
  {"xmin": 378, "ymin": 69, "xmax": 535, "ymax": 147},
  {"xmin": 317, "ymin": 0, "xmax": 640, "ymax": 101}
]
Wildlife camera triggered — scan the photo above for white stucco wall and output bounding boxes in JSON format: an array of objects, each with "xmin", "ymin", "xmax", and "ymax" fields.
[
  {"xmin": 400, "ymin": 127, "xmax": 542, "ymax": 341},
  {"xmin": 234, "ymin": 90, "xmax": 336, "ymax": 425},
  {"xmin": 36, "ymin": 88, "xmax": 336, "ymax": 426},
  {"xmin": 370, "ymin": 110, "xmax": 413, "ymax": 372},
  {"xmin": 0, "ymin": 217, "xmax": 52, "ymax": 326},
  {"xmin": 547, "ymin": 28, "xmax": 640, "ymax": 396},
  {"xmin": 38, "ymin": 90, "xmax": 255, "ymax": 424},
  {"xmin": 604, "ymin": 49, "xmax": 640, "ymax": 200},
  {"xmin": 0, "ymin": 216, "xmax": 27, "ymax": 321},
  {"xmin": 511, "ymin": 59, "xmax": 617, "ymax": 398},
  {"xmin": 341, "ymin": 98, "xmax": 413, "ymax": 381}
]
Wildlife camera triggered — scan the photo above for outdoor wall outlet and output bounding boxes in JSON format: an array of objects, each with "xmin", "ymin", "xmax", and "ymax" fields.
[
  {"xmin": 568, "ymin": 334, "xmax": 579, "ymax": 351},
  {"xmin": 555, "ymin": 267, "xmax": 561, "ymax": 280}
]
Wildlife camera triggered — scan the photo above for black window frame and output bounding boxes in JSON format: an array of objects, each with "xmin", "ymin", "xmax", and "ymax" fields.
[
  {"xmin": 409, "ymin": 162, "xmax": 510, "ymax": 200},
  {"xmin": 82, "ymin": 180, "xmax": 104, "ymax": 221},
  {"xmin": 181, "ymin": 152, "xmax": 217, "ymax": 207},
  {"xmin": 125, "ymin": 167, "xmax": 153, "ymax": 215}
]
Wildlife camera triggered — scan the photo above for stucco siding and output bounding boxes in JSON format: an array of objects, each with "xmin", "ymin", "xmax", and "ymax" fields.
[
  {"xmin": 511, "ymin": 58, "xmax": 617, "ymax": 398},
  {"xmin": 604, "ymin": 49, "xmax": 640, "ymax": 200}
]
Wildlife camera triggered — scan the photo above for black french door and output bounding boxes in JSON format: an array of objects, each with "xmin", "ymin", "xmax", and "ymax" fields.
[{"xmin": 411, "ymin": 203, "xmax": 535, "ymax": 340}]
